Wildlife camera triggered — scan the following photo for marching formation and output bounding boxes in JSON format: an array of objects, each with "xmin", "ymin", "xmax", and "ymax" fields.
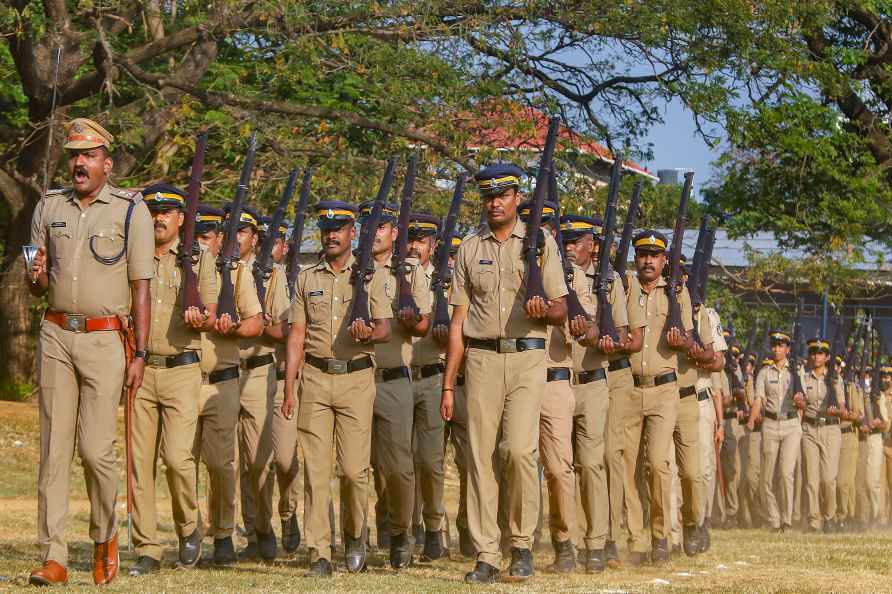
[{"xmin": 22, "ymin": 117, "xmax": 892, "ymax": 587}]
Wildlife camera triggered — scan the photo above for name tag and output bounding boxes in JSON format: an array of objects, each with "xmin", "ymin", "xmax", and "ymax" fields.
[
  {"xmin": 308, "ymin": 290, "xmax": 324, "ymax": 297},
  {"xmin": 51, "ymin": 221, "xmax": 66, "ymax": 228},
  {"xmin": 769, "ymin": 380, "xmax": 778, "ymax": 384},
  {"xmin": 479, "ymin": 259, "xmax": 493, "ymax": 265}
]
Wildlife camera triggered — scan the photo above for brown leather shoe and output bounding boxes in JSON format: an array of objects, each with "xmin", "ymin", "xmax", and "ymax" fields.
[
  {"xmin": 93, "ymin": 533, "xmax": 119, "ymax": 585},
  {"xmin": 28, "ymin": 561, "xmax": 68, "ymax": 586}
]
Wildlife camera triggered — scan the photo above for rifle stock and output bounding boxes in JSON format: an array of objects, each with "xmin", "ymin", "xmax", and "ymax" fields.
[
  {"xmin": 547, "ymin": 169, "xmax": 589, "ymax": 327},
  {"xmin": 180, "ymin": 131, "xmax": 207, "ymax": 315},
  {"xmin": 614, "ymin": 181, "xmax": 642, "ymax": 292},
  {"xmin": 595, "ymin": 154, "xmax": 622, "ymax": 341},
  {"xmin": 396, "ymin": 156, "xmax": 419, "ymax": 317},
  {"xmin": 254, "ymin": 169, "xmax": 298, "ymax": 313},
  {"xmin": 431, "ymin": 174, "xmax": 466, "ymax": 329},
  {"xmin": 286, "ymin": 167, "xmax": 313, "ymax": 300},
  {"xmin": 522, "ymin": 116, "xmax": 561, "ymax": 302},
  {"xmin": 665, "ymin": 172, "xmax": 693, "ymax": 332}
]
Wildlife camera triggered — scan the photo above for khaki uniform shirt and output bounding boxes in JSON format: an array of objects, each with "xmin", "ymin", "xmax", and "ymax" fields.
[
  {"xmin": 200, "ymin": 263, "xmax": 263, "ymax": 373},
  {"xmin": 289, "ymin": 254, "xmax": 392, "ymax": 360},
  {"xmin": 411, "ymin": 262, "xmax": 442, "ymax": 366},
  {"xmin": 629, "ymin": 276, "xmax": 694, "ymax": 378},
  {"xmin": 239, "ymin": 257, "xmax": 291, "ymax": 361},
  {"xmin": 450, "ymin": 219, "xmax": 567, "ymax": 340},
  {"xmin": 373, "ymin": 256, "xmax": 432, "ymax": 369},
  {"xmin": 801, "ymin": 368, "xmax": 844, "ymax": 418},
  {"xmin": 550, "ymin": 265, "xmax": 593, "ymax": 369},
  {"xmin": 754, "ymin": 359, "xmax": 798, "ymax": 416},
  {"xmin": 678, "ymin": 301, "xmax": 717, "ymax": 389},
  {"xmin": 571, "ymin": 268, "xmax": 627, "ymax": 372},
  {"xmin": 695, "ymin": 308, "xmax": 726, "ymax": 391},
  {"xmin": 148, "ymin": 239, "xmax": 218, "ymax": 356},
  {"xmin": 30, "ymin": 183, "xmax": 154, "ymax": 316}
]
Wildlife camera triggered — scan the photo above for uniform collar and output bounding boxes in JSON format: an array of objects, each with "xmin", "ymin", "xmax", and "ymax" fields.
[
  {"xmin": 155, "ymin": 237, "xmax": 181, "ymax": 259},
  {"xmin": 772, "ymin": 359, "xmax": 789, "ymax": 371},
  {"xmin": 808, "ymin": 367, "xmax": 826, "ymax": 379},
  {"xmin": 480, "ymin": 217, "xmax": 526, "ymax": 241},
  {"xmin": 639, "ymin": 275, "xmax": 667, "ymax": 294},
  {"xmin": 319, "ymin": 253, "xmax": 355, "ymax": 274},
  {"xmin": 67, "ymin": 182, "xmax": 114, "ymax": 205}
]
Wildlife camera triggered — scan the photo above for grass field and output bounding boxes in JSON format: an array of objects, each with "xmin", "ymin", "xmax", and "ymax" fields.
[{"xmin": 2, "ymin": 399, "xmax": 892, "ymax": 592}]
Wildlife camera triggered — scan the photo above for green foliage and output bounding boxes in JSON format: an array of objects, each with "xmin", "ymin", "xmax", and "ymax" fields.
[{"xmin": 0, "ymin": 380, "xmax": 34, "ymax": 402}]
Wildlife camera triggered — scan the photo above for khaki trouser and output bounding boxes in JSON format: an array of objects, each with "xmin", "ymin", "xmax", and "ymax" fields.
[
  {"xmin": 605, "ymin": 366, "xmax": 633, "ymax": 543},
  {"xmin": 194, "ymin": 374, "xmax": 241, "ymax": 538},
  {"xmin": 132, "ymin": 362, "xmax": 201, "ymax": 560},
  {"xmin": 372, "ymin": 375, "xmax": 415, "ymax": 536},
  {"xmin": 884, "ymin": 443, "xmax": 892, "ymax": 523},
  {"xmin": 792, "ymin": 451, "xmax": 803, "ymax": 526},
  {"xmin": 271, "ymin": 378, "xmax": 301, "ymax": 524},
  {"xmin": 449, "ymin": 384, "xmax": 470, "ymax": 536},
  {"xmin": 412, "ymin": 372, "xmax": 446, "ymax": 531},
  {"xmin": 738, "ymin": 425, "xmax": 761, "ymax": 527},
  {"xmin": 572, "ymin": 376, "xmax": 609, "ymax": 550},
  {"xmin": 863, "ymin": 433, "xmax": 884, "ymax": 522},
  {"xmin": 698, "ymin": 397, "xmax": 717, "ymax": 524},
  {"xmin": 801, "ymin": 422, "xmax": 841, "ymax": 529},
  {"xmin": 836, "ymin": 428, "xmax": 858, "ymax": 521},
  {"xmin": 760, "ymin": 417, "xmax": 802, "ymax": 529},
  {"xmin": 623, "ymin": 382, "xmax": 679, "ymax": 552},
  {"xmin": 540, "ymin": 377, "xmax": 576, "ymax": 544},
  {"xmin": 465, "ymin": 347, "xmax": 544, "ymax": 566},
  {"xmin": 298, "ymin": 364, "xmax": 375, "ymax": 561},
  {"xmin": 673, "ymin": 393, "xmax": 702, "ymax": 531},
  {"xmin": 239, "ymin": 363, "xmax": 276, "ymax": 540},
  {"xmin": 37, "ymin": 322, "xmax": 124, "ymax": 566},
  {"xmin": 721, "ymin": 415, "xmax": 744, "ymax": 520}
]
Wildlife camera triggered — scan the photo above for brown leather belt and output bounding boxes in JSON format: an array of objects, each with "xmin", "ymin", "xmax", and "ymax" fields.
[
  {"xmin": 44, "ymin": 310, "xmax": 122, "ymax": 333},
  {"xmin": 633, "ymin": 371, "xmax": 677, "ymax": 388}
]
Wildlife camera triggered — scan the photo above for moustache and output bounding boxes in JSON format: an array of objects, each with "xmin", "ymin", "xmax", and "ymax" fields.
[{"xmin": 154, "ymin": 223, "xmax": 167, "ymax": 231}]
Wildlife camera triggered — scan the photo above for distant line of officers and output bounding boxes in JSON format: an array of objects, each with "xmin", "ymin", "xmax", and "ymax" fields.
[{"xmin": 23, "ymin": 118, "xmax": 892, "ymax": 587}]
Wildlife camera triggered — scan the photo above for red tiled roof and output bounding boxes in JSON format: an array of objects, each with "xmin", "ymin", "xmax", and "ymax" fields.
[{"xmin": 453, "ymin": 104, "xmax": 657, "ymax": 180}]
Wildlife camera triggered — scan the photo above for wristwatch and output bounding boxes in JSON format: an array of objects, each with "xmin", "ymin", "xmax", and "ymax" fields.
[{"xmin": 134, "ymin": 350, "xmax": 148, "ymax": 361}]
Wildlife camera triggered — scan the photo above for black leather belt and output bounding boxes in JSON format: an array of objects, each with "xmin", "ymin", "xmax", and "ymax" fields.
[
  {"xmin": 146, "ymin": 350, "xmax": 200, "ymax": 369},
  {"xmin": 633, "ymin": 371, "xmax": 677, "ymax": 388},
  {"xmin": 841, "ymin": 425, "xmax": 856, "ymax": 435},
  {"xmin": 697, "ymin": 389, "xmax": 710, "ymax": 402},
  {"xmin": 576, "ymin": 368, "xmax": 607, "ymax": 385},
  {"xmin": 547, "ymin": 367, "xmax": 571, "ymax": 382},
  {"xmin": 456, "ymin": 375, "xmax": 465, "ymax": 387},
  {"xmin": 608, "ymin": 358, "xmax": 631, "ymax": 372},
  {"xmin": 467, "ymin": 338, "xmax": 545, "ymax": 353},
  {"xmin": 305, "ymin": 353, "xmax": 374, "ymax": 375},
  {"xmin": 244, "ymin": 353, "xmax": 275, "ymax": 370},
  {"xmin": 208, "ymin": 365, "xmax": 239, "ymax": 384},
  {"xmin": 679, "ymin": 385, "xmax": 697, "ymax": 398},
  {"xmin": 803, "ymin": 415, "xmax": 840, "ymax": 427},
  {"xmin": 412, "ymin": 363, "xmax": 444, "ymax": 380},
  {"xmin": 764, "ymin": 411, "xmax": 798, "ymax": 421},
  {"xmin": 377, "ymin": 366, "xmax": 411, "ymax": 382},
  {"xmin": 276, "ymin": 367, "xmax": 286, "ymax": 381}
]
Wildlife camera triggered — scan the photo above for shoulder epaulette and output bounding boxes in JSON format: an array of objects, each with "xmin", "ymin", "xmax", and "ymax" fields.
[
  {"xmin": 45, "ymin": 188, "xmax": 70, "ymax": 198},
  {"xmin": 110, "ymin": 187, "xmax": 142, "ymax": 202}
]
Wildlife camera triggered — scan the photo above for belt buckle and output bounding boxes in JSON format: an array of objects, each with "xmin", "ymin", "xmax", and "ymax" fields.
[
  {"xmin": 146, "ymin": 354, "xmax": 167, "ymax": 368},
  {"xmin": 65, "ymin": 314, "xmax": 86, "ymax": 332},
  {"xmin": 327, "ymin": 359, "xmax": 348, "ymax": 374},
  {"xmin": 498, "ymin": 339, "xmax": 518, "ymax": 353},
  {"xmin": 818, "ymin": 417, "xmax": 827, "ymax": 426},
  {"xmin": 639, "ymin": 376, "xmax": 655, "ymax": 388}
]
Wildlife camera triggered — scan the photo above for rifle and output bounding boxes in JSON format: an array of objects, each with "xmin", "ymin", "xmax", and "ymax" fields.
[
  {"xmin": 665, "ymin": 171, "xmax": 694, "ymax": 332},
  {"xmin": 547, "ymin": 169, "xmax": 589, "ymax": 327},
  {"xmin": 790, "ymin": 297, "xmax": 807, "ymax": 398},
  {"xmin": 825, "ymin": 313, "xmax": 848, "ymax": 412},
  {"xmin": 286, "ymin": 167, "xmax": 314, "ymax": 300},
  {"xmin": 396, "ymin": 155, "xmax": 420, "ymax": 317},
  {"xmin": 614, "ymin": 181, "xmax": 642, "ymax": 293},
  {"xmin": 217, "ymin": 132, "xmax": 258, "ymax": 322},
  {"xmin": 431, "ymin": 174, "xmax": 466, "ymax": 329},
  {"xmin": 179, "ymin": 131, "xmax": 207, "ymax": 315},
  {"xmin": 594, "ymin": 154, "xmax": 622, "ymax": 341},
  {"xmin": 687, "ymin": 215, "xmax": 709, "ymax": 345},
  {"xmin": 865, "ymin": 326, "xmax": 881, "ymax": 429},
  {"xmin": 349, "ymin": 158, "xmax": 396, "ymax": 325},
  {"xmin": 522, "ymin": 116, "xmax": 561, "ymax": 302},
  {"xmin": 254, "ymin": 169, "xmax": 297, "ymax": 314}
]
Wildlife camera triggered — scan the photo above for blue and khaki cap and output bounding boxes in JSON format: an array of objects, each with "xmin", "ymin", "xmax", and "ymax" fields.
[
  {"xmin": 518, "ymin": 200, "xmax": 558, "ymax": 224},
  {"xmin": 408, "ymin": 213, "xmax": 440, "ymax": 238},
  {"xmin": 64, "ymin": 117, "xmax": 114, "ymax": 150},
  {"xmin": 881, "ymin": 365, "xmax": 892, "ymax": 376},
  {"xmin": 358, "ymin": 201, "xmax": 398, "ymax": 225},
  {"xmin": 448, "ymin": 233, "xmax": 462, "ymax": 254},
  {"xmin": 807, "ymin": 338, "xmax": 831, "ymax": 354},
  {"xmin": 315, "ymin": 200, "xmax": 357, "ymax": 229},
  {"xmin": 633, "ymin": 230, "xmax": 668, "ymax": 253},
  {"xmin": 769, "ymin": 329, "xmax": 792, "ymax": 345},
  {"xmin": 475, "ymin": 163, "xmax": 524, "ymax": 197},
  {"xmin": 196, "ymin": 204, "xmax": 224, "ymax": 233},
  {"xmin": 223, "ymin": 204, "xmax": 260, "ymax": 230},
  {"xmin": 560, "ymin": 215, "xmax": 601, "ymax": 241},
  {"xmin": 143, "ymin": 183, "xmax": 186, "ymax": 210}
]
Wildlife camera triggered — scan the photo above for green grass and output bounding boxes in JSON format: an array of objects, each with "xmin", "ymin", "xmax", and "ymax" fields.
[{"xmin": 2, "ymin": 400, "xmax": 892, "ymax": 592}]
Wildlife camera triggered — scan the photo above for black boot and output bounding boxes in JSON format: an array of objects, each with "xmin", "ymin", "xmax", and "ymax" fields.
[
  {"xmin": 547, "ymin": 539, "xmax": 576, "ymax": 573},
  {"xmin": 507, "ymin": 547, "xmax": 534, "ymax": 581},
  {"xmin": 420, "ymin": 530, "xmax": 449, "ymax": 562},
  {"xmin": 305, "ymin": 557, "xmax": 332, "ymax": 578},
  {"xmin": 345, "ymin": 534, "xmax": 368, "ymax": 573},
  {"xmin": 213, "ymin": 537, "xmax": 237, "ymax": 566},
  {"xmin": 257, "ymin": 529, "xmax": 277, "ymax": 562},
  {"xmin": 683, "ymin": 524, "xmax": 700, "ymax": 557},
  {"xmin": 128, "ymin": 556, "xmax": 160, "ymax": 577},
  {"xmin": 389, "ymin": 533, "xmax": 412, "ymax": 570},
  {"xmin": 651, "ymin": 538, "xmax": 669, "ymax": 564},
  {"xmin": 583, "ymin": 548, "xmax": 605, "ymax": 573},
  {"xmin": 282, "ymin": 516, "xmax": 301, "ymax": 554},
  {"xmin": 178, "ymin": 528, "xmax": 202, "ymax": 567},
  {"xmin": 464, "ymin": 561, "xmax": 499, "ymax": 584}
]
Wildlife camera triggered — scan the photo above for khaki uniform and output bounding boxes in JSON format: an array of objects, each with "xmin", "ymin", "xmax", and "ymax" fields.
[
  {"xmin": 450, "ymin": 220, "xmax": 567, "ymax": 566},
  {"xmin": 605, "ymin": 272, "xmax": 646, "ymax": 545},
  {"xmin": 720, "ymin": 368, "xmax": 744, "ymax": 523},
  {"xmin": 573, "ymin": 268, "xmax": 629, "ymax": 551},
  {"xmin": 738, "ymin": 374, "xmax": 761, "ymax": 527},
  {"xmin": 291, "ymin": 255, "xmax": 392, "ymax": 561},
  {"xmin": 132, "ymin": 240, "xmax": 217, "ymax": 560},
  {"xmin": 800, "ymin": 368, "xmax": 844, "ymax": 530},
  {"xmin": 371, "ymin": 257, "xmax": 431, "ymax": 536},
  {"xmin": 195, "ymin": 263, "xmax": 262, "ymax": 539},
  {"xmin": 837, "ymin": 381, "xmax": 859, "ymax": 524},
  {"xmin": 623, "ymin": 277, "xmax": 693, "ymax": 552},
  {"xmin": 756, "ymin": 359, "xmax": 802, "ymax": 529},
  {"xmin": 861, "ymin": 388, "xmax": 889, "ymax": 522},
  {"xmin": 238, "ymin": 259, "xmax": 291, "ymax": 541},
  {"xmin": 32, "ymin": 184, "xmax": 154, "ymax": 566}
]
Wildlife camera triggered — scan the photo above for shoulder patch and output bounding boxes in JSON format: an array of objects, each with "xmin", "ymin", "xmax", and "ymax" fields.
[
  {"xmin": 110, "ymin": 188, "xmax": 141, "ymax": 202},
  {"xmin": 45, "ymin": 187, "xmax": 70, "ymax": 197}
]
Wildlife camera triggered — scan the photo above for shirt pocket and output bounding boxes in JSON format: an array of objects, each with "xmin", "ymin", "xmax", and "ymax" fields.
[
  {"xmin": 473, "ymin": 268, "xmax": 496, "ymax": 297},
  {"xmin": 48, "ymin": 227, "xmax": 72, "ymax": 260},
  {"xmin": 89, "ymin": 225, "xmax": 125, "ymax": 261},
  {"xmin": 307, "ymin": 293, "xmax": 330, "ymax": 323}
]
